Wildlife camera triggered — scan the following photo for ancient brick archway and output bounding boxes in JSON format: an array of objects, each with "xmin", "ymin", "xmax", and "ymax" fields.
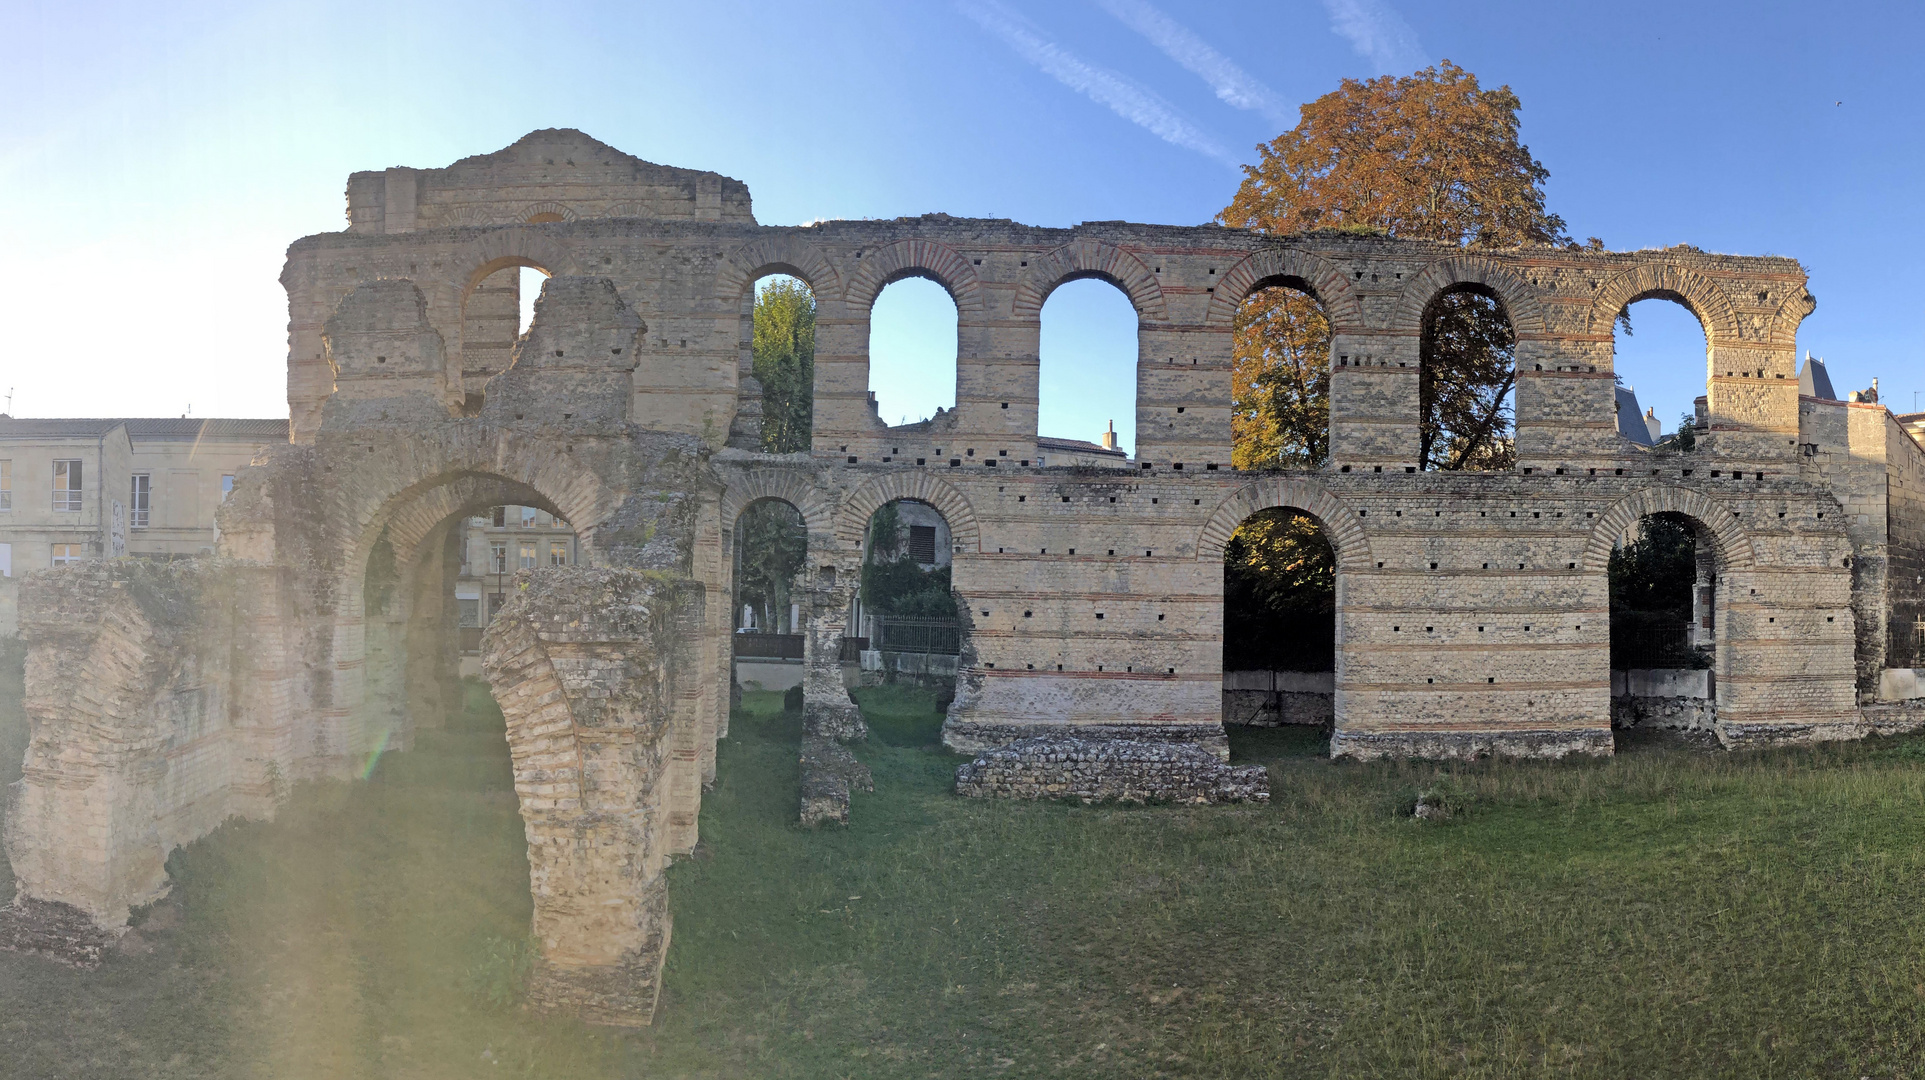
[{"xmin": 10, "ymin": 129, "xmax": 1899, "ymax": 1030}]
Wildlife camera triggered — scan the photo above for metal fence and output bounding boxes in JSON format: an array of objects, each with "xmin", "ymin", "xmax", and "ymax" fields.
[
  {"xmin": 875, "ymin": 616, "xmax": 961, "ymax": 656},
  {"xmin": 733, "ymin": 632, "xmax": 804, "ymax": 660}
]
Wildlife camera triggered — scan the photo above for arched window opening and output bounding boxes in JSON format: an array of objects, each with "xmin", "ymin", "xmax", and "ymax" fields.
[
  {"xmin": 1231, "ymin": 279, "xmax": 1330, "ymax": 470},
  {"xmin": 458, "ymin": 263, "xmax": 552, "ymax": 416},
  {"xmin": 732, "ymin": 498, "xmax": 808, "ymax": 699},
  {"xmin": 1419, "ymin": 285, "xmax": 1516, "ymax": 471},
  {"xmin": 358, "ymin": 496, "xmax": 579, "ymax": 745},
  {"xmin": 517, "ymin": 266, "xmax": 547, "ymax": 335},
  {"xmin": 868, "ymin": 278, "xmax": 957, "ymax": 427},
  {"xmin": 858, "ymin": 499, "xmax": 959, "ymax": 688},
  {"xmin": 749, "ymin": 275, "xmax": 816, "ymax": 453},
  {"xmin": 1612, "ymin": 298, "xmax": 1710, "ymax": 450},
  {"xmin": 1221, "ymin": 507, "xmax": 1337, "ymax": 738},
  {"xmin": 1609, "ymin": 512, "xmax": 1717, "ymax": 745},
  {"xmin": 1039, "ymin": 278, "xmax": 1137, "ymax": 461}
]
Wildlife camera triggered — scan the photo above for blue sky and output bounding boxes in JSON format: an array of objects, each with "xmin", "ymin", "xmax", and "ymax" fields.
[{"xmin": 5, "ymin": 0, "xmax": 1920, "ymax": 449}]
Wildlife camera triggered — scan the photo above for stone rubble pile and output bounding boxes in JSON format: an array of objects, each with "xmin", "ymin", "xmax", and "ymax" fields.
[{"xmin": 954, "ymin": 736, "xmax": 1270, "ymax": 804}]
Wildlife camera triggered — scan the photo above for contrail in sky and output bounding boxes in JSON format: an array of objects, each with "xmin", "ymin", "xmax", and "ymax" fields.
[
  {"xmin": 1093, "ymin": 0, "xmax": 1293, "ymax": 128},
  {"xmin": 1321, "ymin": 0, "xmax": 1427, "ymax": 75},
  {"xmin": 958, "ymin": 0, "xmax": 1237, "ymax": 166}
]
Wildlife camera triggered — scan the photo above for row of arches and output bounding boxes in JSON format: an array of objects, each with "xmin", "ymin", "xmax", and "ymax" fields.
[
  {"xmin": 726, "ymin": 483, "xmax": 1746, "ymax": 745},
  {"xmin": 381, "ymin": 224, "xmax": 1806, "ymax": 466},
  {"xmin": 744, "ymin": 268, "xmax": 1722, "ymax": 469}
]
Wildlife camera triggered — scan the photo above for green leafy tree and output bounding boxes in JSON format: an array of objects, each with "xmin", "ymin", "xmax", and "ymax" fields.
[
  {"xmin": 861, "ymin": 501, "xmax": 954, "ymax": 619},
  {"xmin": 1222, "ymin": 509, "xmax": 1337, "ymax": 671},
  {"xmin": 737, "ymin": 499, "xmax": 806, "ymax": 632},
  {"xmin": 1608, "ymin": 513, "xmax": 1705, "ymax": 668},
  {"xmin": 752, "ymin": 277, "xmax": 815, "ymax": 454},
  {"xmin": 1221, "ymin": 60, "xmax": 1581, "ymax": 472}
]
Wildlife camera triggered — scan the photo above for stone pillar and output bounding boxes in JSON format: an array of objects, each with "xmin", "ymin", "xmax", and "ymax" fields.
[
  {"xmin": 1327, "ymin": 329, "xmax": 1421, "ymax": 471},
  {"xmin": 800, "ymin": 561, "xmax": 865, "ymax": 739},
  {"xmin": 481, "ymin": 566, "xmax": 699, "ymax": 1027}
]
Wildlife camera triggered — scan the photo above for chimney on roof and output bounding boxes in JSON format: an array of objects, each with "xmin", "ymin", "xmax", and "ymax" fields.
[
  {"xmin": 1643, "ymin": 406, "xmax": 1662, "ymax": 443},
  {"xmin": 1100, "ymin": 420, "xmax": 1118, "ymax": 451}
]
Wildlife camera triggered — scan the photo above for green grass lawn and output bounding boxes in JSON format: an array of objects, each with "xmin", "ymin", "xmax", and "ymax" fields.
[{"xmin": 7, "ymin": 667, "xmax": 1925, "ymax": 1078}]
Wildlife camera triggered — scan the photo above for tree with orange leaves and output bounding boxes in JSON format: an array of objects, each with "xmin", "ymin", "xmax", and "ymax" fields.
[{"xmin": 1221, "ymin": 61, "xmax": 1584, "ymax": 472}]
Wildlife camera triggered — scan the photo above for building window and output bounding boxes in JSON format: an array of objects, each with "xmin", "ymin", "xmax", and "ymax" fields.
[
  {"xmin": 521, "ymin": 506, "xmax": 538, "ymax": 528},
  {"xmin": 458, "ymin": 599, "xmax": 481, "ymax": 627},
  {"xmin": 493, "ymin": 506, "xmax": 507, "ymax": 527},
  {"xmin": 0, "ymin": 459, "xmax": 11, "ymax": 511},
  {"xmin": 221, "ymin": 474, "xmax": 235, "ymax": 501},
  {"xmin": 908, "ymin": 524, "xmax": 937, "ymax": 564},
  {"xmin": 51, "ymin": 543, "xmax": 84, "ymax": 566},
  {"xmin": 489, "ymin": 541, "xmax": 508, "ymax": 573},
  {"xmin": 53, "ymin": 460, "xmax": 82, "ymax": 512},
  {"xmin": 130, "ymin": 474, "xmax": 151, "ymax": 528},
  {"xmin": 518, "ymin": 540, "xmax": 537, "ymax": 570},
  {"xmin": 549, "ymin": 540, "xmax": 568, "ymax": 566}
]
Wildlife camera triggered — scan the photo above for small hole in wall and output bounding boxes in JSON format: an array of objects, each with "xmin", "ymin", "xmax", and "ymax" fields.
[
  {"xmin": 1487, "ymin": 677, "xmax": 1495, "ymax": 684},
  {"xmin": 1828, "ymin": 616, "xmax": 1835, "ymax": 622},
  {"xmin": 1024, "ymin": 611, "xmax": 1032, "ymax": 618},
  {"xmin": 1157, "ymin": 614, "xmax": 1164, "ymax": 621},
  {"xmin": 375, "ymin": 356, "xmax": 386, "ymax": 363}
]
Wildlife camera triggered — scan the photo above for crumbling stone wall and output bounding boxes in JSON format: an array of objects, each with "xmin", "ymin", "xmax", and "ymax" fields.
[{"xmin": 3, "ymin": 559, "xmax": 297, "ymax": 924}]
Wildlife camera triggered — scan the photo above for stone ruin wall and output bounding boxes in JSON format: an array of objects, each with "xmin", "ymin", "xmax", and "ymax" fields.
[{"xmin": 7, "ymin": 129, "xmax": 1922, "ymax": 1026}]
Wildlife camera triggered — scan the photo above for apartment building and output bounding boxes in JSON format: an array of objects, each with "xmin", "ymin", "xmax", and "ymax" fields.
[
  {"xmin": 453, "ymin": 504, "xmax": 578, "ymax": 673},
  {"xmin": 0, "ymin": 416, "xmax": 289, "ymax": 634}
]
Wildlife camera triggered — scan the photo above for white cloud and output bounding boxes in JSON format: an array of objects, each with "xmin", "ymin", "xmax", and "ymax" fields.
[
  {"xmin": 1322, "ymin": 0, "xmax": 1427, "ymax": 75},
  {"xmin": 1094, "ymin": 0, "xmax": 1293, "ymax": 128},
  {"xmin": 957, "ymin": 0, "xmax": 1236, "ymax": 166}
]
